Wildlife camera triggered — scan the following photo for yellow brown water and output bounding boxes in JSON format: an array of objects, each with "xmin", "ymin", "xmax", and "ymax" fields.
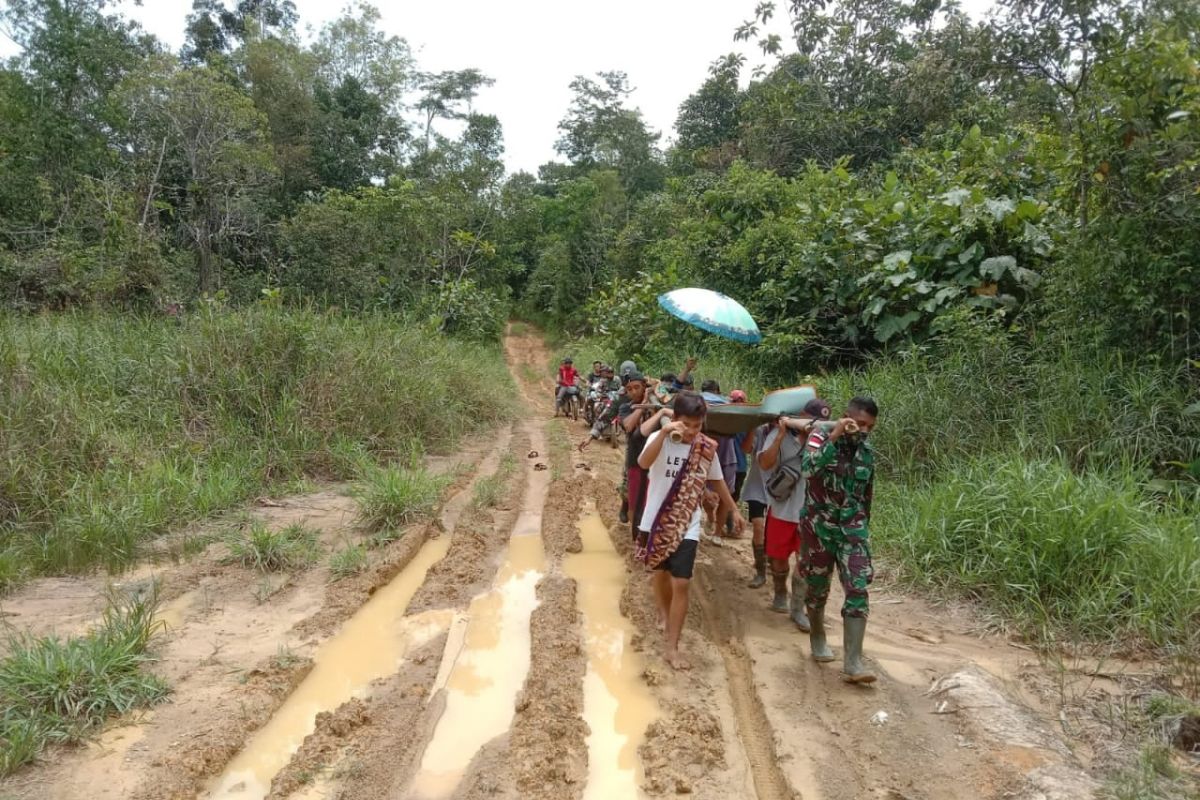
[
  {"xmin": 408, "ymin": 531, "xmax": 546, "ymax": 799},
  {"xmin": 202, "ymin": 534, "xmax": 452, "ymax": 800},
  {"xmin": 564, "ymin": 507, "xmax": 660, "ymax": 800}
]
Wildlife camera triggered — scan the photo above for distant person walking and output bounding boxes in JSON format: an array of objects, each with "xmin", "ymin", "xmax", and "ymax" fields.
[{"xmin": 802, "ymin": 397, "xmax": 880, "ymax": 684}]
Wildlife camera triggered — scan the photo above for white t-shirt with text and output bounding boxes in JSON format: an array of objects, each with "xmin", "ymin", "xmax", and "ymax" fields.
[{"xmin": 638, "ymin": 430, "xmax": 724, "ymax": 542}]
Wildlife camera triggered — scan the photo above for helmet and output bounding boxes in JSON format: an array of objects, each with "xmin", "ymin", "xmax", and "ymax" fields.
[
  {"xmin": 619, "ymin": 360, "xmax": 638, "ymax": 377},
  {"xmin": 563, "ymin": 357, "xmax": 573, "ymax": 364}
]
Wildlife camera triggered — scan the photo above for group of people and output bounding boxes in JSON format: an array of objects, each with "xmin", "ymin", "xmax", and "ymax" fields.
[{"xmin": 554, "ymin": 355, "xmax": 881, "ymax": 681}]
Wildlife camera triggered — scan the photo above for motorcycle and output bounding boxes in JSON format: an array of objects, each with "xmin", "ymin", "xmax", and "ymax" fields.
[
  {"xmin": 583, "ymin": 378, "xmax": 606, "ymax": 426},
  {"xmin": 555, "ymin": 383, "xmax": 581, "ymax": 420},
  {"xmin": 590, "ymin": 387, "xmax": 624, "ymax": 449}
]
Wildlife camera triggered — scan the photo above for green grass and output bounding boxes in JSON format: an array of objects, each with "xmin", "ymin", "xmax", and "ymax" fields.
[
  {"xmin": 225, "ymin": 521, "xmax": 321, "ymax": 572},
  {"xmin": 328, "ymin": 543, "xmax": 368, "ymax": 580},
  {"xmin": 471, "ymin": 455, "xmax": 516, "ymax": 510},
  {"xmin": 878, "ymin": 454, "xmax": 1200, "ymax": 649},
  {"xmin": 0, "ymin": 587, "xmax": 169, "ymax": 776},
  {"xmin": 1102, "ymin": 745, "xmax": 1197, "ymax": 800},
  {"xmin": 0, "ymin": 308, "xmax": 514, "ymax": 582},
  {"xmin": 355, "ymin": 465, "xmax": 449, "ymax": 533}
]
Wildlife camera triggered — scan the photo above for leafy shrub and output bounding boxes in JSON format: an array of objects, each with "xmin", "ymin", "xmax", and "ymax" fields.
[{"xmin": 417, "ymin": 277, "xmax": 509, "ymax": 342}]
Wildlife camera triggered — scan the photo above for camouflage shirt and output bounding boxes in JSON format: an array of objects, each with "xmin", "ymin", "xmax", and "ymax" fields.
[{"xmin": 802, "ymin": 428, "xmax": 875, "ymax": 524}]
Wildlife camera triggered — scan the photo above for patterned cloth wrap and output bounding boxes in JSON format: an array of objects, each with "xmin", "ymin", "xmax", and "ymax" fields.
[{"xmin": 636, "ymin": 434, "xmax": 716, "ymax": 569}]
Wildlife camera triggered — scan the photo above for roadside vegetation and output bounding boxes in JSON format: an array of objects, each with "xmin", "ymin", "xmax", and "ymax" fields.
[
  {"xmin": 0, "ymin": 588, "xmax": 169, "ymax": 776},
  {"xmin": 0, "ymin": 310, "xmax": 512, "ymax": 584}
]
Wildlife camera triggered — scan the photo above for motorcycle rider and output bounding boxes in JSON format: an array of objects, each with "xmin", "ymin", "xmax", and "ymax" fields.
[
  {"xmin": 555, "ymin": 357, "xmax": 580, "ymax": 416},
  {"xmin": 579, "ymin": 364, "xmax": 623, "ymax": 449}
]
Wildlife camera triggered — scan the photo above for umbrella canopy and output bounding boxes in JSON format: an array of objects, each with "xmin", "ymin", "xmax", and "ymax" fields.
[{"xmin": 657, "ymin": 288, "xmax": 762, "ymax": 344}]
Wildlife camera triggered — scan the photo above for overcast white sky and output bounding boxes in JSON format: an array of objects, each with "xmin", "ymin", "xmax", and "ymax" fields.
[{"xmin": 5, "ymin": 0, "xmax": 997, "ymax": 174}]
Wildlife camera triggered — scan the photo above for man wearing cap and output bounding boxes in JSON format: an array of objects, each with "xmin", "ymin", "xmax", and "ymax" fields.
[{"xmin": 757, "ymin": 398, "xmax": 832, "ymax": 627}]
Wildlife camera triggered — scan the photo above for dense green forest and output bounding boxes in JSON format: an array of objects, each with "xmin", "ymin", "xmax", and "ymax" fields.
[
  {"xmin": 2, "ymin": 0, "xmax": 1198, "ymax": 641},
  {"xmin": 2, "ymin": 0, "xmax": 1196, "ymax": 366}
]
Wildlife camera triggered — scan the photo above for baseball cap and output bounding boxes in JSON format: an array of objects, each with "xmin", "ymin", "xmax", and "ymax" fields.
[
  {"xmin": 803, "ymin": 398, "xmax": 832, "ymax": 419},
  {"xmin": 623, "ymin": 369, "xmax": 645, "ymax": 383},
  {"xmin": 730, "ymin": 389, "xmax": 748, "ymax": 403}
]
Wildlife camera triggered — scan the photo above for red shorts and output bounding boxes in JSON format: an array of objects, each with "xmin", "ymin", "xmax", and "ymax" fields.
[{"xmin": 764, "ymin": 510, "xmax": 800, "ymax": 560}]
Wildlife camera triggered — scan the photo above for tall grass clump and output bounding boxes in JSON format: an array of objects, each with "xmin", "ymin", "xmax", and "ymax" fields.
[
  {"xmin": 225, "ymin": 522, "xmax": 321, "ymax": 572},
  {"xmin": 878, "ymin": 453, "xmax": 1200, "ymax": 648},
  {"xmin": 356, "ymin": 465, "xmax": 449, "ymax": 533},
  {"xmin": 0, "ymin": 308, "xmax": 514, "ymax": 580},
  {"xmin": 0, "ymin": 587, "xmax": 169, "ymax": 775}
]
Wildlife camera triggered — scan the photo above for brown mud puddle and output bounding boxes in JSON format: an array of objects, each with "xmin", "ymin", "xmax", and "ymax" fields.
[
  {"xmin": 203, "ymin": 535, "xmax": 454, "ymax": 799},
  {"xmin": 565, "ymin": 505, "xmax": 659, "ymax": 800},
  {"xmin": 409, "ymin": 524, "xmax": 546, "ymax": 798}
]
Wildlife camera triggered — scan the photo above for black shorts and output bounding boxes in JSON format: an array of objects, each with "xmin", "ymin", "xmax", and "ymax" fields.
[
  {"xmin": 747, "ymin": 500, "xmax": 768, "ymax": 521},
  {"xmin": 654, "ymin": 538, "xmax": 699, "ymax": 580}
]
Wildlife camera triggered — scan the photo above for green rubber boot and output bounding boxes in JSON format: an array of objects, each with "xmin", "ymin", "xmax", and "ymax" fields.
[
  {"xmin": 807, "ymin": 606, "xmax": 836, "ymax": 662},
  {"xmin": 770, "ymin": 571, "xmax": 788, "ymax": 613},
  {"xmin": 788, "ymin": 570, "xmax": 810, "ymax": 632},
  {"xmin": 748, "ymin": 543, "xmax": 767, "ymax": 589},
  {"xmin": 841, "ymin": 616, "xmax": 877, "ymax": 684}
]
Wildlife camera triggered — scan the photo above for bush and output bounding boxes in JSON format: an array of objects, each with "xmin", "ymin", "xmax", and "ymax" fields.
[
  {"xmin": 0, "ymin": 309, "xmax": 514, "ymax": 581},
  {"xmin": 0, "ymin": 588, "xmax": 169, "ymax": 776}
]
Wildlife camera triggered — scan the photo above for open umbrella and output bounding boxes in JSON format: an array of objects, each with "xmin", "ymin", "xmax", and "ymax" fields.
[{"xmin": 658, "ymin": 288, "xmax": 761, "ymax": 344}]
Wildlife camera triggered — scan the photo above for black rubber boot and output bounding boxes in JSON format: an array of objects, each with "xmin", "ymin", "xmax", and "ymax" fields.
[
  {"xmin": 748, "ymin": 543, "xmax": 767, "ymax": 588},
  {"xmin": 788, "ymin": 570, "xmax": 811, "ymax": 632},
  {"xmin": 808, "ymin": 606, "xmax": 836, "ymax": 662},
  {"xmin": 619, "ymin": 497, "xmax": 629, "ymax": 525},
  {"xmin": 841, "ymin": 616, "xmax": 877, "ymax": 684},
  {"xmin": 770, "ymin": 571, "xmax": 788, "ymax": 613}
]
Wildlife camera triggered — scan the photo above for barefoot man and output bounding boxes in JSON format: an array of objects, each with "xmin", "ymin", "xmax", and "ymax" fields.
[{"xmin": 636, "ymin": 391, "xmax": 744, "ymax": 670}]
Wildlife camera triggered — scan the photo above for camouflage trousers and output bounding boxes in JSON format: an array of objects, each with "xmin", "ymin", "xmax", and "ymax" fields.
[{"xmin": 801, "ymin": 517, "xmax": 874, "ymax": 618}]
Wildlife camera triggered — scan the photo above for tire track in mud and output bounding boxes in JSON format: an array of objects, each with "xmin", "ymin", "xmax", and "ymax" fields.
[{"xmin": 694, "ymin": 565, "xmax": 798, "ymax": 800}]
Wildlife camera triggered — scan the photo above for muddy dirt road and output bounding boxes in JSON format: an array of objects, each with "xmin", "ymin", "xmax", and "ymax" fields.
[{"xmin": 0, "ymin": 325, "xmax": 1124, "ymax": 800}]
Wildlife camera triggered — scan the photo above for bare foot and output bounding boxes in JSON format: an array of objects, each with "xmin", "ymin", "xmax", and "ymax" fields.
[{"xmin": 665, "ymin": 649, "xmax": 692, "ymax": 671}]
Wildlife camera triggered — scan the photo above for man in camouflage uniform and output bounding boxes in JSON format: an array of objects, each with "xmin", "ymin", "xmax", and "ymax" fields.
[{"xmin": 801, "ymin": 396, "xmax": 880, "ymax": 684}]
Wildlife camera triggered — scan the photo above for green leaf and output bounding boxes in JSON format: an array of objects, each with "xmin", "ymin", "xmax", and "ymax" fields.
[
  {"xmin": 1183, "ymin": 401, "xmax": 1200, "ymax": 416},
  {"xmin": 980, "ymin": 256, "xmax": 1016, "ymax": 280},
  {"xmin": 941, "ymin": 188, "xmax": 970, "ymax": 207},
  {"xmin": 883, "ymin": 250, "xmax": 912, "ymax": 270},
  {"xmin": 874, "ymin": 311, "xmax": 920, "ymax": 342},
  {"xmin": 984, "ymin": 197, "xmax": 1015, "ymax": 222}
]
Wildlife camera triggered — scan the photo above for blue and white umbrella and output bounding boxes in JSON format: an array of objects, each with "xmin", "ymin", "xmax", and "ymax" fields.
[{"xmin": 657, "ymin": 288, "xmax": 762, "ymax": 344}]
